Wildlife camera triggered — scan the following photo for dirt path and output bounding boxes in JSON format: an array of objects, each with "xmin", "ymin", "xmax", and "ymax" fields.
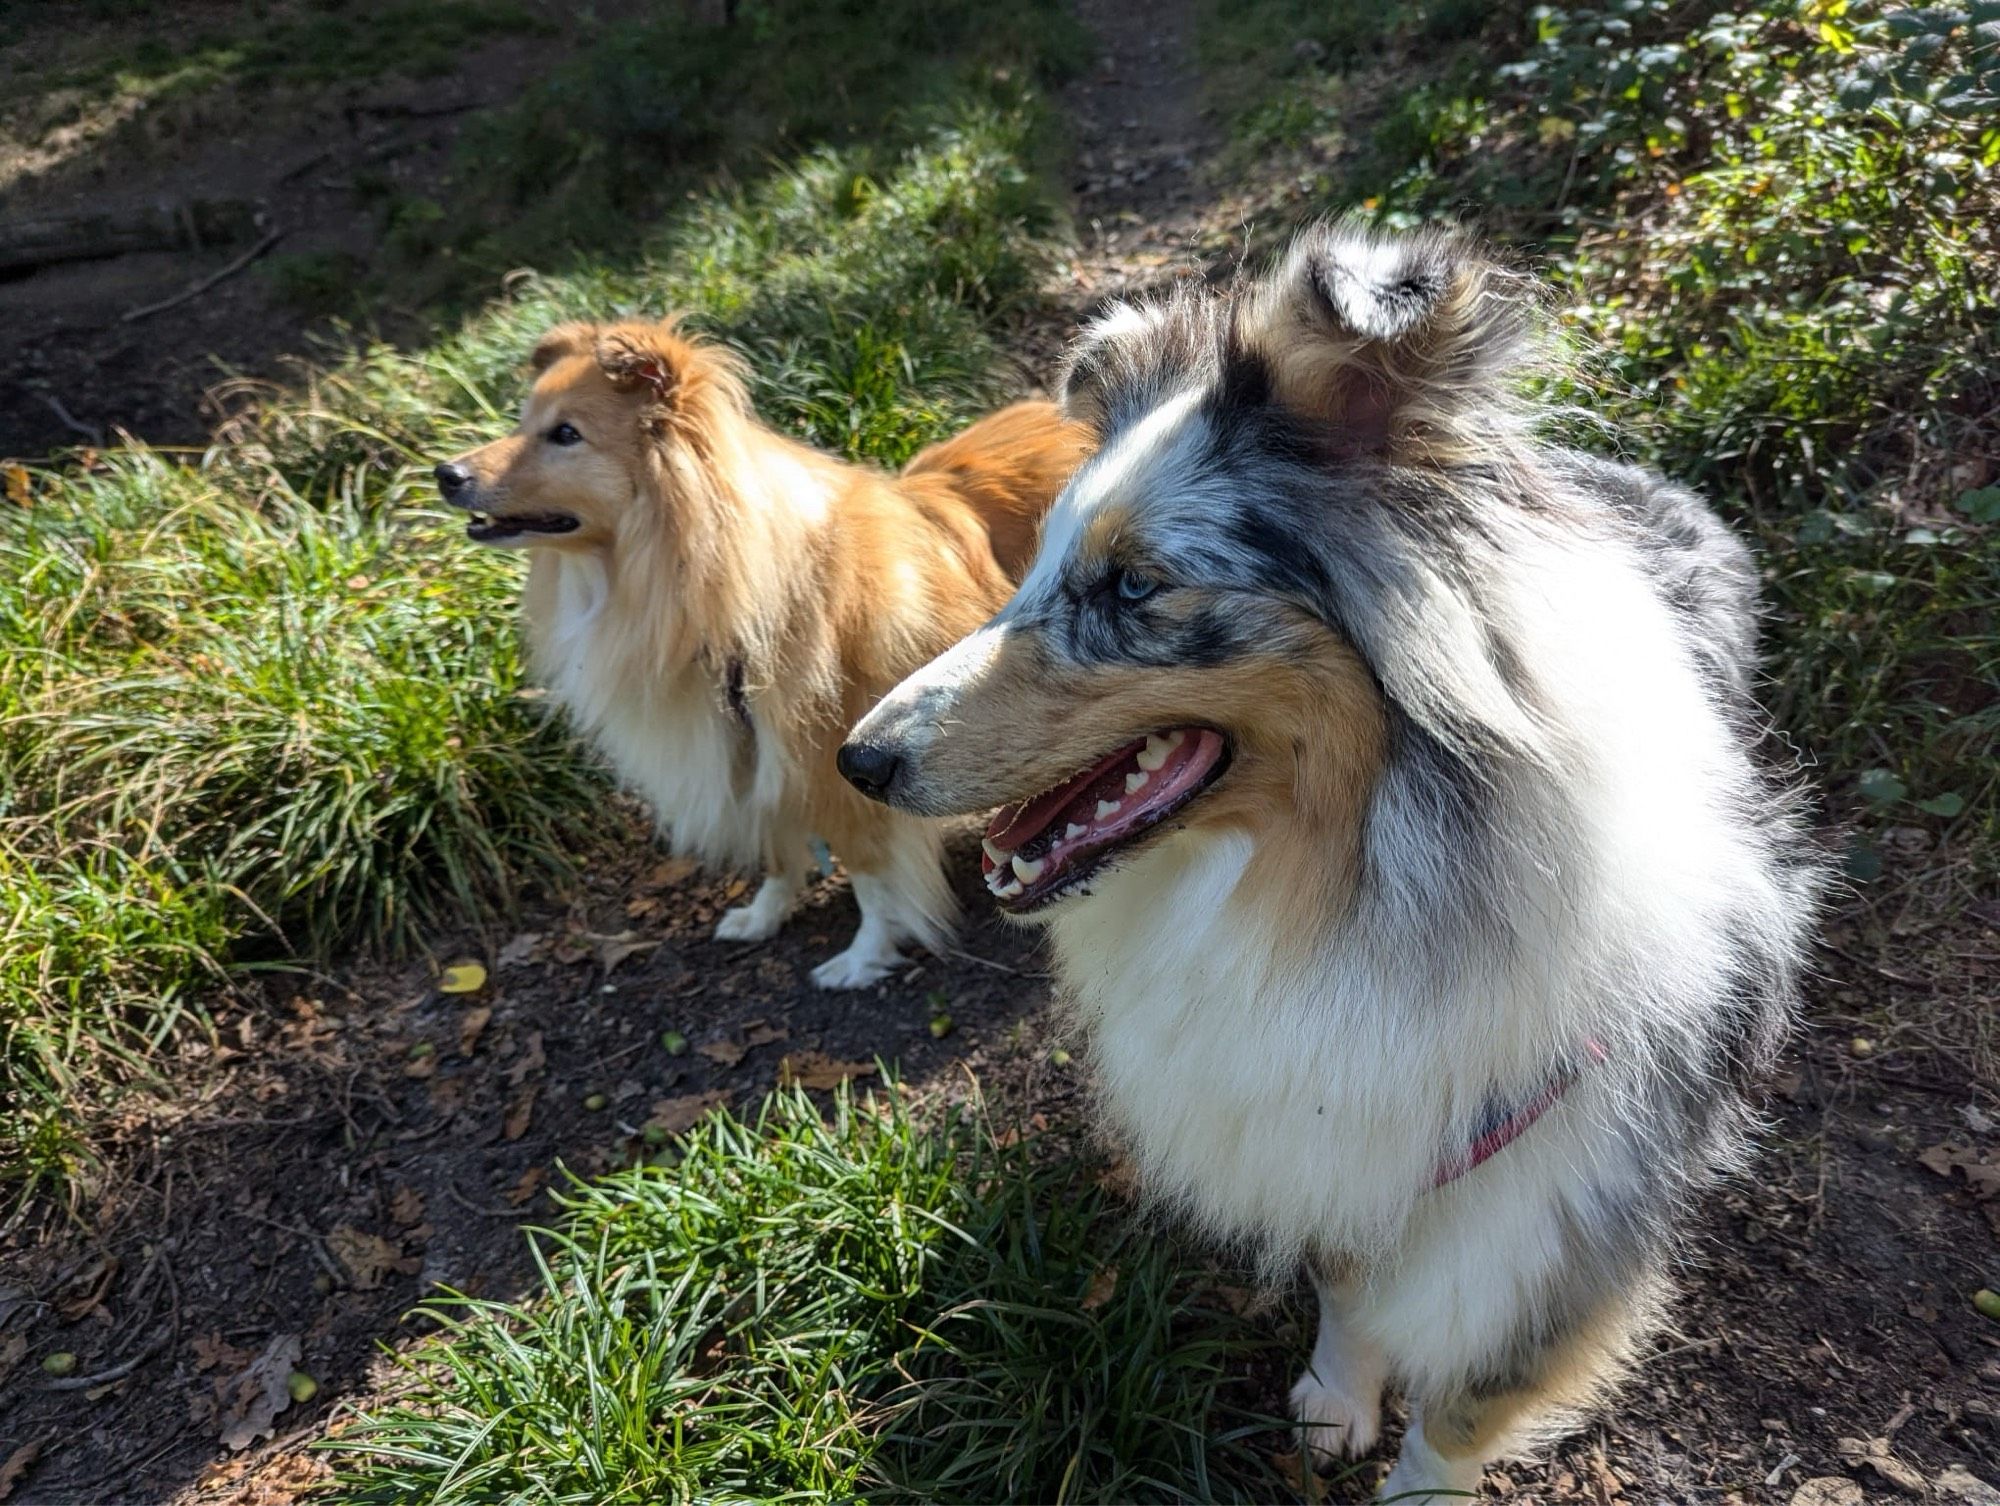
[{"xmin": 1, "ymin": 2, "xmax": 1996, "ymax": 1503}]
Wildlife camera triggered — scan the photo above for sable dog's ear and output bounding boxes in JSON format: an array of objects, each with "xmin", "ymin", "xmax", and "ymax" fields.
[
  {"xmin": 594, "ymin": 323, "xmax": 687, "ymax": 403},
  {"xmin": 530, "ymin": 321, "xmax": 596, "ymax": 373},
  {"xmin": 1243, "ymin": 224, "xmax": 1536, "ymax": 461}
]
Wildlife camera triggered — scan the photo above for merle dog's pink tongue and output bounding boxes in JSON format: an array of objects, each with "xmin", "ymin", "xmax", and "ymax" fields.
[{"xmin": 985, "ymin": 742, "xmax": 1141, "ymax": 853}]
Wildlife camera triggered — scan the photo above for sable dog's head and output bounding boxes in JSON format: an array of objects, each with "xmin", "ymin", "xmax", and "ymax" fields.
[
  {"xmin": 433, "ymin": 319, "xmax": 747, "ymax": 551},
  {"xmin": 840, "ymin": 225, "xmax": 1548, "ymax": 915}
]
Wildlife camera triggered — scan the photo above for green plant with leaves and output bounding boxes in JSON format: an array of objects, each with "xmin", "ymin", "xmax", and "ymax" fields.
[{"xmin": 1204, "ymin": 0, "xmax": 2000, "ymax": 879}]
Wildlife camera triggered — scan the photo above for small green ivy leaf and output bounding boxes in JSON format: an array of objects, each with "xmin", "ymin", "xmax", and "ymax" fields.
[
  {"xmin": 1857, "ymin": 768, "xmax": 1909, "ymax": 805},
  {"xmin": 1955, "ymin": 485, "xmax": 2000, "ymax": 523},
  {"xmin": 1917, "ymin": 791, "xmax": 1966, "ymax": 818},
  {"xmin": 1844, "ymin": 840, "xmax": 1884, "ymax": 883}
]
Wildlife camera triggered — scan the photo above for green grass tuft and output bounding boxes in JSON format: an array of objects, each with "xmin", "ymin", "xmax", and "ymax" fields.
[
  {"xmin": 1, "ymin": 44, "xmax": 1075, "ymax": 1196},
  {"xmin": 324, "ymin": 1086, "xmax": 1300, "ymax": 1505}
]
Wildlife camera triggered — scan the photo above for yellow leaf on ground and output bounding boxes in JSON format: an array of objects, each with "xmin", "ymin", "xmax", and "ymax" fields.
[{"xmin": 439, "ymin": 961, "xmax": 487, "ymax": 994}]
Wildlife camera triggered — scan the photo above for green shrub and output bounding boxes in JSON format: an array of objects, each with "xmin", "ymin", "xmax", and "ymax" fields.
[{"xmin": 1205, "ymin": 0, "xmax": 2000, "ymax": 878}]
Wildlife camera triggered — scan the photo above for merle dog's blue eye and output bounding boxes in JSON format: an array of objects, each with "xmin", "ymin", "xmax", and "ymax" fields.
[
  {"xmin": 1114, "ymin": 568, "xmax": 1158, "ymax": 603},
  {"xmin": 546, "ymin": 422, "xmax": 583, "ymax": 446}
]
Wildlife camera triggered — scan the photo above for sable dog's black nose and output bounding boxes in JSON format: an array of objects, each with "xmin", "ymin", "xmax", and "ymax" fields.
[
  {"xmin": 434, "ymin": 461, "xmax": 473, "ymax": 499},
  {"xmin": 837, "ymin": 741, "xmax": 901, "ymax": 800}
]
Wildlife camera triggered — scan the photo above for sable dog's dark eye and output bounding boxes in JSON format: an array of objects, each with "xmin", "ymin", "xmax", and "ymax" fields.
[
  {"xmin": 1114, "ymin": 568, "xmax": 1159, "ymax": 603},
  {"xmin": 546, "ymin": 422, "xmax": 583, "ymax": 446}
]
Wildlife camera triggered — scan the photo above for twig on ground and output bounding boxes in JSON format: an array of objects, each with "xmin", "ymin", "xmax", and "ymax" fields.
[
  {"xmin": 43, "ymin": 1326, "xmax": 171, "ymax": 1391},
  {"xmin": 37, "ymin": 394, "xmax": 103, "ymax": 445},
  {"xmin": 121, "ymin": 229, "xmax": 285, "ymax": 323},
  {"xmin": 442, "ymin": 1183, "xmax": 518, "ymax": 1219},
  {"xmin": 944, "ymin": 946, "xmax": 1047, "ymax": 979}
]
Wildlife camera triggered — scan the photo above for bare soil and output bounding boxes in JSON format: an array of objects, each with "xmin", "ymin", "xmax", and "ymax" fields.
[
  {"xmin": 0, "ymin": 5, "xmax": 571, "ymax": 459},
  {"xmin": 2, "ymin": 1, "xmax": 1997, "ymax": 1503}
]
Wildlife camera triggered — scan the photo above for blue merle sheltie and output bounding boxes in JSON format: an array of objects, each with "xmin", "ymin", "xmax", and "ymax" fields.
[{"xmin": 839, "ymin": 225, "xmax": 1825, "ymax": 1498}]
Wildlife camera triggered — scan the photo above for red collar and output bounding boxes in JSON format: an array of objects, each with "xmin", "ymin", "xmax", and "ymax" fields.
[{"xmin": 1429, "ymin": 1040, "xmax": 1606, "ymax": 1190}]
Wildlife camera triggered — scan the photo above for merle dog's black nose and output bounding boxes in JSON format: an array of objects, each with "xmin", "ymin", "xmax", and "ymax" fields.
[
  {"xmin": 837, "ymin": 741, "xmax": 901, "ymax": 800},
  {"xmin": 434, "ymin": 461, "xmax": 473, "ymax": 499}
]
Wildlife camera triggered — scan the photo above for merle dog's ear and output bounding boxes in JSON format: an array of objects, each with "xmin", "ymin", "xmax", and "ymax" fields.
[
  {"xmin": 530, "ymin": 321, "xmax": 596, "ymax": 373},
  {"xmin": 1059, "ymin": 294, "xmax": 1216, "ymax": 437},
  {"xmin": 1243, "ymin": 225, "xmax": 1536, "ymax": 461}
]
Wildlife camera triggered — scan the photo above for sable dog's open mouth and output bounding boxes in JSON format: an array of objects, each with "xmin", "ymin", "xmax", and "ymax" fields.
[
  {"xmin": 978, "ymin": 728, "xmax": 1230, "ymax": 912},
  {"xmin": 465, "ymin": 511, "xmax": 580, "ymax": 544}
]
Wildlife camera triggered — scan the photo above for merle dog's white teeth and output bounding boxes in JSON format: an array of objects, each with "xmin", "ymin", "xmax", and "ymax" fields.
[
  {"xmin": 1096, "ymin": 799, "xmax": 1121, "ymax": 819},
  {"xmin": 1137, "ymin": 734, "xmax": 1172, "ymax": 771},
  {"xmin": 1167, "ymin": 730, "xmax": 1184, "ymax": 747},
  {"xmin": 1125, "ymin": 770, "xmax": 1150, "ymax": 794},
  {"xmin": 995, "ymin": 876, "xmax": 1024, "ymax": 898},
  {"xmin": 982, "ymin": 838, "xmax": 1007, "ymax": 865},
  {"xmin": 1065, "ymin": 822, "xmax": 1087, "ymax": 839},
  {"xmin": 1011, "ymin": 854, "xmax": 1044, "ymax": 883}
]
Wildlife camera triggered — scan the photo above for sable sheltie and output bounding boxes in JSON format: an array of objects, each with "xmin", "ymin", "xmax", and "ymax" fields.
[
  {"xmin": 841, "ymin": 227, "xmax": 1825, "ymax": 1495},
  {"xmin": 435, "ymin": 319, "xmax": 1091, "ymax": 987}
]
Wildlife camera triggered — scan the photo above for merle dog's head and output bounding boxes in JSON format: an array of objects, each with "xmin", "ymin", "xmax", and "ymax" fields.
[{"xmin": 840, "ymin": 225, "xmax": 1553, "ymax": 917}]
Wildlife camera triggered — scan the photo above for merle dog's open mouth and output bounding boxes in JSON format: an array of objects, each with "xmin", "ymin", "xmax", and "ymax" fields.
[
  {"xmin": 464, "ymin": 511, "xmax": 580, "ymax": 543},
  {"xmin": 978, "ymin": 728, "xmax": 1231, "ymax": 912}
]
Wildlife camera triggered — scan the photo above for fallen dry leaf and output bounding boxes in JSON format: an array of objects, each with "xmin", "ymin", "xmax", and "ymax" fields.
[
  {"xmin": 625, "ymin": 894, "xmax": 663, "ymax": 920},
  {"xmin": 326, "ymin": 1227, "xmax": 418, "ymax": 1291},
  {"xmin": 503, "ymin": 1165, "xmax": 546, "ymax": 1207},
  {"xmin": 646, "ymin": 1092, "xmax": 727, "ymax": 1136},
  {"xmin": 388, "ymin": 1186, "xmax": 426, "ymax": 1227},
  {"xmin": 743, "ymin": 1020, "xmax": 789, "ymax": 1047},
  {"xmin": 217, "ymin": 1333, "xmax": 302, "ymax": 1451},
  {"xmin": 496, "ymin": 930, "xmax": 544, "ymax": 967},
  {"xmin": 0, "ymin": 1439, "xmax": 42, "ymax": 1502},
  {"xmin": 1918, "ymin": 1142, "xmax": 2000, "ymax": 1199},
  {"xmin": 55, "ymin": 1255, "xmax": 118, "ymax": 1321},
  {"xmin": 402, "ymin": 1050, "xmax": 437, "ymax": 1080},
  {"xmin": 503, "ymin": 1084, "xmax": 539, "ymax": 1141},
  {"xmin": 0, "ymin": 1335, "xmax": 25, "ymax": 1384},
  {"xmin": 1080, "ymin": 1265, "xmax": 1119, "ymax": 1311},
  {"xmin": 642, "ymin": 855, "xmax": 700, "ymax": 891},
  {"xmin": 1265, "ymin": 1450, "xmax": 1329, "ymax": 1502},
  {"xmin": 777, "ymin": 1052, "xmax": 877, "ymax": 1090},
  {"xmin": 457, "ymin": 1005, "xmax": 492, "ymax": 1057},
  {"xmin": 507, "ymin": 1029, "xmax": 546, "ymax": 1085},
  {"xmin": 192, "ymin": 1332, "xmax": 258, "ymax": 1374},
  {"xmin": 724, "ymin": 877, "xmax": 748, "ymax": 900},
  {"xmin": 1938, "ymin": 1465, "xmax": 2000, "ymax": 1505},
  {"xmin": 1, "ymin": 464, "xmax": 29, "ymax": 509},
  {"xmin": 1837, "ymin": 1436, "xmax": 1927, "ymax": 1495},
  {"xmin": 698, "ymin": 1038, "xmax": 748, "ymax": 1067},
  {"xmin": 584, "ymin": 929, "xmax": 661, "ymax": 973},
  {"xmin": 1790, "ymin": 1480, "xmax": 1864, "ymax": 1506}
]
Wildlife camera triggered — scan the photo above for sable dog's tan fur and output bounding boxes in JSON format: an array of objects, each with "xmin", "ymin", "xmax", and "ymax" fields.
[{"xmin": 438, "ymin": 319, "xmax": 1090, "ymax": 986}]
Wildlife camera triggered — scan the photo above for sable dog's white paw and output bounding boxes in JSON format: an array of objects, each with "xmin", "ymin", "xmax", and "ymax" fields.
[
  {"xmin": 714, "ymin": 905, "xmax": 782, "ymax": 942},
  {"xmin": 713, "ymin": 876, "xmax": 797, "ymax": 943},
  {"xmin": 810, "ymin": 946, "xmax": 902, "ymax": 989},
  {"xmin": 1291, "ymin": 1367, "xmax": 1383, "ymax": 1464}
]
